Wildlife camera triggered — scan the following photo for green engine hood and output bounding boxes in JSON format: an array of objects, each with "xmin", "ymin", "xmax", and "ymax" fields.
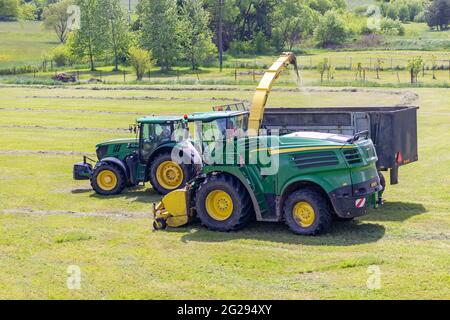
[{"xmin": 95, "ymin": 138, "xmax": 139, "ymax": 160}]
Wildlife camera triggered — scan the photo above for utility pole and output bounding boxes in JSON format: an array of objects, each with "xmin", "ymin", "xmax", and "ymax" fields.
[{"xmin": 218, "ymin": 0, "xmax": 223, "ymax": 72}]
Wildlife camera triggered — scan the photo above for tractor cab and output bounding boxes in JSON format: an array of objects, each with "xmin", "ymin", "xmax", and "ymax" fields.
[{"xmin": 136, "ymin": 115, "xmax": 188, "ymax": 163}]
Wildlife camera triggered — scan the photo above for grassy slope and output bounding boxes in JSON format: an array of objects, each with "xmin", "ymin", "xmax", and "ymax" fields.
[
  {"xmin": 0, "ymin": 21, "xmax": 59, "ymax": 69},
  {"xmin": 0, "ymin": 86, "xmax": 449, "ymax": 299}
]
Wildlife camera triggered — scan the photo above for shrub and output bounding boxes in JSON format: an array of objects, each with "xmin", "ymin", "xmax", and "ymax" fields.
[
  {"xmin": 0, "ymin": 0, "xmax": 19, "ymax": 20},
  {"xmin": 380, "ymin": 17, "xmax": 405, "ymax": 36},
  {"xmin": 128, "ymin": 47, "xmax": 153, "ymax": 81},
  {"xmin": 314, "ymin": 10, "xmax": 349, "ymax": 47},
  {"xmin": 52, "ymin": 45, "xmax": 74, "ymax": 67},
  {"xmin": 18, "ymin": 2, "xmax": 36, "ymax": 20}
]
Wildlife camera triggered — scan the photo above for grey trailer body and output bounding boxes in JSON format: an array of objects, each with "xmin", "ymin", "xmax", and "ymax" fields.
[{"xmin": 262, "ymin": 106, "xmax": 418, "ymax": 185}]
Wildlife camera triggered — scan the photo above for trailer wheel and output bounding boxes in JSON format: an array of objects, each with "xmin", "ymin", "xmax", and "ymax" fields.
[
  {"xmin": 91, "ymin": 163, "xmax": 126, "ymax": 195},
  {"xmin": 149, "ymin": 152, "xmax": 193, "ymax": 195},
  {"xmin": 283, "ymin": 189, "xmax": 332, "ymax": 235},
  {"xmin": 195, "ymin": 174, "xmax": 253, "ymax": 231}
]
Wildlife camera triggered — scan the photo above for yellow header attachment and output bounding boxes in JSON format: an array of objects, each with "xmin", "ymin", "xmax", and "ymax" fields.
[{"xmin": 248, "ymin": 52, "xmax": 298, "ymax": 134}]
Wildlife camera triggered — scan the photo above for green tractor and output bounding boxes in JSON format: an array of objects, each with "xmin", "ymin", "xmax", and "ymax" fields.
[{"xmin": 73, "ymin": 109, "xmax": 248, "ymax": 195}]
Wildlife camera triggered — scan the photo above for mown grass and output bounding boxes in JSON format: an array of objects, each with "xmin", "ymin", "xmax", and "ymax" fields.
[{"xmin": 0, "ymin": 85, "xmax": 449, "ymax": 299}]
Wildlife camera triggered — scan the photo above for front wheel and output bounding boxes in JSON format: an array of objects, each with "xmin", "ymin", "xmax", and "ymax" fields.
[
  {"xmin": 90, "ymin": 163, "xmax": 126, "ymax": 195},
  {"xmin": 195, "ymin": 174, "xmax": 253, "ymax": 231},
  {"xmin": 283, "ymin": 189, "xmax": 332, "ymax": 235},
  {"xmin": 149, "ymin": 152, "xmax": 194, "ymax": 195}
]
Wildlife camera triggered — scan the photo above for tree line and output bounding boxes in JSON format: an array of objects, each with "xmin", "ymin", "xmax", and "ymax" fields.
[{"xmin": 1, "ymin": 0, "xmax": 449, "ymax": 76}]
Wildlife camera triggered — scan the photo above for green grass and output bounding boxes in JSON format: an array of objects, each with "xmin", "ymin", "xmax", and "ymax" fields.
[
  {"xmin": 0, "ymin": 85, "xmax": 449, "ymax": 299},
  {"xmin": 0, "ymin": 21, "xmax": 59, "ymax": 69}
]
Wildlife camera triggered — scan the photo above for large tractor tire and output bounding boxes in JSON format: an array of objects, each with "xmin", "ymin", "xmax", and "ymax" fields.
[
  {"xmin": 149, "ymin": 152, "xmax": 194, "ymax": 195},
  {"xmin": 283, "ymin": 189, "xmax": 332, "ymax": 235},
  {"xmin": 91, "ymin": 163, "xmax": 126, "ymax": 195},
  {"xmin": 195, "ymin": 174, "xmax": 253, "ymax": 231}
]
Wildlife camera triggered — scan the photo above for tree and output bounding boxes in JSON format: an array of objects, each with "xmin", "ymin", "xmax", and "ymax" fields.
[
  {"xmin": 139, "ymin": 0, "xmax": 180, "ymax": 71},
  {"xmin": 43, "ymin": 0, "xmax": 72, "ymax": 43},
  {"xmin": 398, "ymin": 4, "xmax": 410, "ymax": 22},
  {"xmin": 314, "ymin": 10, "xmax": 349, "ymax": 48},
  {"xmin": 0, "ymin": 0, "xmax": 19, "ymax": 20},
  {"xmin": 19, "ymin": 2, "xmax": 37, "ymax": 20},
  {"xmin": 317, "ymin": 58, "xmax": 328, "ymax": 83},
  {"xmin": 129, "ymin": 47, "xmax": 153, "ymax": 80},
  {"xmin": 179, "ymin": 0, "xmax": 216, "ymax": 70},
  {"xmin": 271, "ymin": 0, "xmax": 317, "ymax": 51},
  {"xmin": 425, "ymin": 0, "xmax": 450, "ymax": 31},
  {"xmin": 70, "ymin": 0, "xmax": 107, "ymax": 71},
  {"xmin": 98, "ymin": 0, "xmax": 130, "ymax": 71},
  {"xmin": 407, "ymin": 56, "xmax": 423, "ymax": 84}
]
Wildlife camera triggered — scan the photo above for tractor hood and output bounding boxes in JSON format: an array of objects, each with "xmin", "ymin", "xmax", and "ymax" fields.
[
  {"xmin": 95, "ymin": 138, "xmax": 139, "ymax": 160},
  {"xmin": 95, "ymin": 138, "xmax": 138, "ymax": 148}
]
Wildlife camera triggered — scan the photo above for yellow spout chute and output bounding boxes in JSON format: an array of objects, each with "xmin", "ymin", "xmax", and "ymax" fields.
[{"xmin": 248, "ymin": 52, "xmax": 298, "ymax": 134}]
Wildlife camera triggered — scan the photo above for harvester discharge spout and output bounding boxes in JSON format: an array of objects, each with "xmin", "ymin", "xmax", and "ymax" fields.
[{"xmin": 248, "ymin": 52, "xmax": 299, "ymax": 134}]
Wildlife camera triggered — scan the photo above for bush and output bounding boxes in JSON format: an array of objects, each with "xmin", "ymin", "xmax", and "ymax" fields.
[
  {"xmin": 0, "ymin": 0, "xmax": 19, "ymax": 20},
  {"xmin": 128, "ymin": 47, "xmax": 153, "ymax": 81},
  {"xmin": 314, "ymin": 10, "xmax": 349, "ymax": 47},
  {"xmin": 380, "ymin": 17, "xmax": 405, "ymax": 36},
  {"xmin": 228, "ymin": 41, "xmax": 254, "ymax": 55},
  {"xmin": 414, "ymin": 11, "xmax": 426, "ymax": 23},
  {"xmin": 51, "ymin": 45, "xmax": 74, "ymax": 67},
  {"xmin": 0, "ymin": 65, "xmax": 35, "ymax": 75},
  {"xmin": 18, "ymin": 2, "xmax": 36, "ymax": 20},
  {"xmin": 398, "ymin": 4, "xmax": 410, "ymax": 22}
]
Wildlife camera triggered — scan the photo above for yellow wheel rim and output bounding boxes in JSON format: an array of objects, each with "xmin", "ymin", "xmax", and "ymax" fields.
[
  {"xmin": 293, "ymin": 201, "xmax": 315, "ymax": 228},
  {"xmin": 156, "ymin": 161, "xmax": 184, "ymax": 190},
  {"xmin": 205, "ymin": 190, "xmax": 234, "ymax": 221},
  {"xmin": 96, "ymin": 169, "xmax": 118, "ymax": 191}
]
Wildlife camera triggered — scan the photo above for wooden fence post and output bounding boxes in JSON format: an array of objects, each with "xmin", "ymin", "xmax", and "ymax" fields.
[{"xmin": 123, "ymin": 70, "xmax": 126, "ymax": 83}]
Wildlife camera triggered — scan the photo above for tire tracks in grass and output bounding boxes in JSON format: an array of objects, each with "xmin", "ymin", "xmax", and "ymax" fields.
[
  {"xmin": 0, "ymin": 124, "xmax": 128, "ymax": 133},
  {"xmin": 1, "ymin": 208, "xmax": 150, "ymax": 219},
  {"xmin": 0, "ymin": 150, "xmax": 95, "ymax": 156},
  {"xmin": 19, "ymin": 95, "xmax": 247, "ymax": 104}
]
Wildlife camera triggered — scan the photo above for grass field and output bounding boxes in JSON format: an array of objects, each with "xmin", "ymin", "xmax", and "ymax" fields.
[
  {"xmin": 0, "ymin": 84, "xmax": 449, "ymax": 299},
  {"xmin": 0, "ymin": 21, "xmax": 59, "ymax": 69}
]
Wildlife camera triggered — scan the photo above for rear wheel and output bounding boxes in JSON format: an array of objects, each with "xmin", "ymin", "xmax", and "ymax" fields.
[
  {"xmin": 149, "ymin": 152, "xmax": 193, "ymax": 195},
  {"xmin": 195, "ymin": 174, "xmax": 253, "ymax": 231},
  {"xmin": 91, "ymin": 163, "xmax": 126, "ymax": 195},
  {"xmin": 283, "ymin": 189, "xmax": 332, "ymax": 235}
]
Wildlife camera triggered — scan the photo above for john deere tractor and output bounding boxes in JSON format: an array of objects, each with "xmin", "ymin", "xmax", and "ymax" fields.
[{"xmin": 73, "ymin": 110, "xmax": 249, "ymax": 195}]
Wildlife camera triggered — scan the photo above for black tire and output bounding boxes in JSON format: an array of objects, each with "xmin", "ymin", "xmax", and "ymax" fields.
[
  {"xmin": 153, "ymin": 218, "xmax": 167, "ymax": 230},
  {"xmin": 195, "ymin": 174, "xmax": 253, "ymax": 231},
  {"xmin": 90, "ymin": 163, "xmax": 126, "ymax": 195},
  {"xmin": 149, "ymin": 152, "xmax": 194, "ymax": 195},
  {"xmin": 283, "ymin": 189, "xmax": 332, "ymax": 235}
]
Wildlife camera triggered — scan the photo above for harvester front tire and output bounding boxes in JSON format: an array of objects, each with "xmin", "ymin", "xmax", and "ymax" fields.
[
  {"xmin": 91, "ymin": 163, "xmax": 126, "ymax": 195},
  {"xmin": 149, "ymin": 152, "xmax": 193, "ymax": 195},
  {"xmin": 195, "ymin": 174, "xmax": 253, "ymax": 231},
  {"xmin": 283, "ymin": 189, "xmax": 332, "ymax": 235}
]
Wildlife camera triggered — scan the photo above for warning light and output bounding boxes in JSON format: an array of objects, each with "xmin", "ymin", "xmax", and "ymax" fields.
[{"xmin": 395, "ymin": 152, "xmax": 403, "ymax": 165}]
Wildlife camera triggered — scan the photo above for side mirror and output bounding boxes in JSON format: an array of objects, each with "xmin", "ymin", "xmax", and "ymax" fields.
[{"xmin": 129, "ymin": 124, "xmax": 138, "ymax": 134}]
